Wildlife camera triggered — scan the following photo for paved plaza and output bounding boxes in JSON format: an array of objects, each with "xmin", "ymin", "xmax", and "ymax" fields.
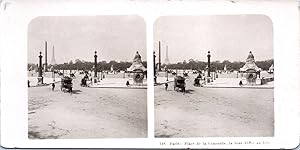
[
  {"xmin": 155, "ymin": 73, "xmax": 274, "ymax": 137},
  {"xmin": 28, "ymin": 74, "xmax": 147, "ymax": 139}
]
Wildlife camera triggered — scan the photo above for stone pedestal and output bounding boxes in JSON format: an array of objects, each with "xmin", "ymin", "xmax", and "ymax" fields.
[
  {"xmin": 256, "ymin": 78, "xmax": 261, "ymax": 85},
  {"xmin": 37, "ymin": 77, "xmax": 43, "ymax": 84},
  {"xmin": 206, "ymin": 77, "xmax": 212, "ymax": 83}
]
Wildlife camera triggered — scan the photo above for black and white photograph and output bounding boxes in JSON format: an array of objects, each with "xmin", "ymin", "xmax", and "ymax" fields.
[
  {"xmin": 154, "ymin": 15, "xmax": 274, "ymax": 138},
  {"xmin": 1, "ymin": 0, "xmax": 299, "ymax": 148},
  {"xmin": 27, "ymin": 16, "xmax": 147, "ymax": 139}
]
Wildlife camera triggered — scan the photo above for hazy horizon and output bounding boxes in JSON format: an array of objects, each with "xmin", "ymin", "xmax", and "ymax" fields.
[
  {"xmin": 154, "ymin": 15, "xmax": 274, "ymax": 63},
  {"xmin": 28, "ymin": 16, "xmax": 146, "ymax": 64}
]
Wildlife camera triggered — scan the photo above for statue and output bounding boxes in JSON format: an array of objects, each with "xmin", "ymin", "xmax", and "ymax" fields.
[
  {"xmin": 239, "ymin": 51, "xmax": 261, "ymax": 85},
  {"xmin": 127, "ymin": 51, "xmax": 147, "ymax": 85}
]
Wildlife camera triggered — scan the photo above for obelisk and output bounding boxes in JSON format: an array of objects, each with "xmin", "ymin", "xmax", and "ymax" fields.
[
  {"xmin": 44, "ymin": 41, "xmax": 48, "ymax": 72},
  {"xmin": 158, "ymin": 41, "xmax": 161, "ymax": 71}
]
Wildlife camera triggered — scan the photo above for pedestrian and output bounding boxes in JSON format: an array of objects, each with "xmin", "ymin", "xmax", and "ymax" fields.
[
  {"xmin": 28, "ymin": 80, "xmax": 30, "ymax": 87},
  {"xmin": 165, "ymin": 83, "xmax": 168, "ymax": 90},
  {"xmin": 52, "ymin": 83, "xmax": 55, "ymax": 91},
  {"xmin": 197, "ymin": 73, "xmax": 202, "ymax": 79},
  {"xmin": 126, "ymin": 80, "xmax": 130, "ymax": 87},
  {"xmin": 239, "ymin": 80, "xmax": 243, "ymax": 86}
]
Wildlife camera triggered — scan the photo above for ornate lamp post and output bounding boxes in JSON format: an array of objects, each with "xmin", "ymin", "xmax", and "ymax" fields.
[
  {"xmin": 215, "ymin": 66, "xmax": 218, "ymax": 79},
  {"xmin": 38, "ymin": 52, "xmax": 43, "ymax": 84},
  {"xmin": 94, "ymin": 51, "xmax": 98, "ymax": 83},
  {"xmin": 38, "ymin": 52, "xmax": 43, "ymax": 77},
  {"xmin": 207, "ymin": 51, "xmax": 211, "ymax": 77},
  {"xmin": 154, "ymin": 51, "xmax": 157, "ymax": 84},
  {"xmin": 94, "ymin": 51, "xmax": 98, "ymax": 77}
]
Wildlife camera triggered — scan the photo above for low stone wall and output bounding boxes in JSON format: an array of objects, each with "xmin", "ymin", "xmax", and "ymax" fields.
[{"xmin": 261, "ymin": 77, "xmax": 274, "ymax": 85}]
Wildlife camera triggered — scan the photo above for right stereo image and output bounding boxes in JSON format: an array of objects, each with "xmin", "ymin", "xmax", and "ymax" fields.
[{"xmin": 153, "ymin": 15, "xmax": 274, "ymax": 138}]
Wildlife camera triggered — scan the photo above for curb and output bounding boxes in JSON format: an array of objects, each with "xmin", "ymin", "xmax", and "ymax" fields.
[
  {"xmin": 202, "ymin": 86, "xmax": 274, "ymax": 89},
  {"xmin": 154, "ymin": 80, "xmax": 174, "ymax": 86},
  {"xmin": 88, "ymin": 86, "xmax": 147, "ymax": 89},
  {"xmin": 29, "ymin": 81, "xmax": 61, "ymax": 87}
]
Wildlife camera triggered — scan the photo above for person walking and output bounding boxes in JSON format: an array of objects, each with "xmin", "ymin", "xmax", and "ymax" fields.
[
  {"xmin": 239, "ymin": 80, "xmax": 243, "ymax": 86},
  {"xmin": 52, "ymin": 83, "xmax": 55, "ymax": 91},
  {"xmin": 126, "ymin": 80, "xmax": 130, "ymax": 87},
  {"xmin": 165, "ymin": 83, "xmax": 168, "ymax": 90}
]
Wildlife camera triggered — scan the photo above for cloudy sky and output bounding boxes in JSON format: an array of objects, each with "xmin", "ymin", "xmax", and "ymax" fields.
[
  {"xmin": 28, "ymin": 16, "xmax": 146, "ymax": 64},
  {"xmin": 154, "ymin": 15, "xmax": 273, "ymax": 63}
]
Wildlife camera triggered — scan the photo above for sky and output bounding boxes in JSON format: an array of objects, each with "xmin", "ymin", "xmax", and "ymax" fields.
[
  {"xmin": 28, "ymin": 16, "xmax": 146, "ymax": 64},
  {"xmin": 154, "ymin": 15, "xmax": 274, "ymax": 63}
]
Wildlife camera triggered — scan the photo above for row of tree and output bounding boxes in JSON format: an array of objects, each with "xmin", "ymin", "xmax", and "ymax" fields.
[
  {"xmin": 28, "ymin": 59, "xmax": 273, "ymax": 72},
  {"xmin": 28, "ymin": 59, "xmax": 147, "ymax": 71},
  {"xmin": 161, "ymin": 59, "xmax": 274, "ymax": 71}
]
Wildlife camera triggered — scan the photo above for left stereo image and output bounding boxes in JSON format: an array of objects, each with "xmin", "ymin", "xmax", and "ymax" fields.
[{"xmin": 27, "ymin": 16, "xmax": 148, "ymax": 139}]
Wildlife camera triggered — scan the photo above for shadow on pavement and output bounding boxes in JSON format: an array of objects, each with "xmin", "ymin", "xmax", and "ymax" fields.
[
  {"xmin": 184, "ymin": 89, "xmax": 195, "ymax": 94},
  {"xmin": 72, "ymin": 90, "xmax": 82, "ymax": 94}
]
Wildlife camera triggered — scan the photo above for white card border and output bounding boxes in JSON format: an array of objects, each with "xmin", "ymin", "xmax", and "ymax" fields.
[{"xmin": 1, "ymin": 0, "xmax": 299, "ymax": 149}]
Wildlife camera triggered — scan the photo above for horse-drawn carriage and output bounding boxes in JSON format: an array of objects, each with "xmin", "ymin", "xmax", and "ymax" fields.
[
  {"xmin": 174, "ymin": 76, "xmax": 186, "ymax": 92},
  {"xmin": 61, "ymin": 76, "xmax": 73, "ymax": 93},
  {"xmin": 70, "ymin": 73, "xmax": 75, "ymax": 78},
  {"xmin": 194, "ymin": 74, "xmax": 202, "ymax": 87},
  {"xmin": 194, "ymin": 78, "xmax": 201, "ymax": 87},
  {"xmin": 183, "ymin": 72, "xmax": 188, "ymax": 77},
  {"xmin": 80, "ymin": 74, "xmax": 89, "ymax": 87}
]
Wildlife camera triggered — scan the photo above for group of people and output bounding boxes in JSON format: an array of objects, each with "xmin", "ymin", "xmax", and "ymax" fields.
[
  {"xmin": 162, "ymin": 73, "xmax": 203, "ymax": 91},
  {"xmin": 81, "ymin": 74, "xmax": 89, "ymax": 87},
  {"xmin": 194, "ymin": 73, "xmax": 204, "ymax": 87}
]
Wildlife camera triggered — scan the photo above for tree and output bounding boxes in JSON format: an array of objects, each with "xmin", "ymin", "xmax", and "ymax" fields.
[{"xmin": 256, "ymin": 59, "xmax": 273, "ymax": 71}]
